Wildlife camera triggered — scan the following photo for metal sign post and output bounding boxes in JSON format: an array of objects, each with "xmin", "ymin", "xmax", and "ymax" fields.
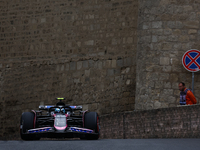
[
  {"xmin": 192, "ymin": 72, "xmax": 194, "ymax": 93},
  {"xmin": 182, "ymin": 49, "xmax": 200, "ymax": 100}
]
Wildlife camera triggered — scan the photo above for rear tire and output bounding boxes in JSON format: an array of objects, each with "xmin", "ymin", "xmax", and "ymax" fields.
[
  {"xmin": 83, "ymin": 112, "xmax": 100, "ymax": 140},
  {"xmin": 20, "ymin": 112, "xmax": 40, "ymax": 140}
]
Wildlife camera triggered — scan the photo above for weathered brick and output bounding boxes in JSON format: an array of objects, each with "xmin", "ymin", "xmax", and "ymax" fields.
[
  {"xmin": 164, "ymin": 29, "xmax": 172, "ymax": 35},
  {"xmin": 65, "ymin": 63, "xmax": 69, "ymax": 71},
  {"xmin": 117, "ymin": 59, "xmax": 123, "ymax": 67},
  {"xmin": 152, "ymin": 35, "xmax": 158, "ymax": 42},
  {"xmin": 160, "ymin": 57, "xmax": 169, "ymax": 65},
  {"xmin": 124, "ymin": 58, "xmax": 132, "ymax": 66},
  {"xmin": 70, "ymin": 62, "xmax": 76, "ymax": 70},
  {"xmin": 88, "ymin": 60, "xmax": 94, "ymax": 68},
  {"xmin": 161, "ymin": 43, "xmax": 172, "ymax": 50},
  {"xmin": 84, "ymin": 40, "xmax": 94, "ymax": 45},
  {"xmin": 97, "ymin": 61, "xmax": 102, "ymax": 69},
  {"xmin": 152, "ymin": 21, "xmax": 162, "ymax": 28},
  {"xmin": 61, "ymin": 65, "xmax": 64, "ymax": 71},
  {"xmin": 85, "ymin": 69, "xmax": 90, "ymax": 77},
  {"xmin": 82, "ymin": 61, "xmax": 88, "ymax": 68},
  {"xmin": 184, "ymin": 21, "xmax": 199, "ymax": 29},
  {"xmin": 111, "ymin": 60, "xmax": 116, "ymax": 68},
  {"xmin": 107, "ymin": 69, "xmax": 114, "ymax": 76},
  {"xmin": 77, "ymin": 61, "xmax": 82, "ymax": 70},
  {"xmin": 188, "ymin": 29, "xmax": 197, "ymax": 34}
]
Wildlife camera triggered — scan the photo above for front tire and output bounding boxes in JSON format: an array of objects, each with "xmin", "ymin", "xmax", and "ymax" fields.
[
  {"xmin": 20, "ymin": 112, "xmax": 40, "ymax": 140},
  {"xmin": 83, "ymin": 112, "xmax": 100, "ymax": 140}
]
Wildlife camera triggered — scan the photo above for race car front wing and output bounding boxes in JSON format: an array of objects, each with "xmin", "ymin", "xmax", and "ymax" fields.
[
  {"xmin": 25, "ymin": 126, "xmax": 97, "ymax": 138},
  {"xmin": 28, "ymin": 127, "xmax": 93, "ymax": 134}
]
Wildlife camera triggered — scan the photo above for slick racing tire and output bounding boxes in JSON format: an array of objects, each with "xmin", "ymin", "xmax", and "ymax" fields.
[
  {"xmin": 20, "ymin": 112, "xmax": 40, "ymax": 140},
  {"xmin": 83, "ymin": 112, "xmax": 100, "ymax": 140}
]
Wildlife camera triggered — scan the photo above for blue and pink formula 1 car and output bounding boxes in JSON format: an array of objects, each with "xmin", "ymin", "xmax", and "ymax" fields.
[{"xmin": 20, "ymin": 98, "xmax": 100, "ymax": 140}]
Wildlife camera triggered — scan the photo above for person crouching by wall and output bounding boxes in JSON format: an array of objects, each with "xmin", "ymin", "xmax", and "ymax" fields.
[{"xmin": 179, "ymin": 82, "xmax": 197, "ymax": 105}]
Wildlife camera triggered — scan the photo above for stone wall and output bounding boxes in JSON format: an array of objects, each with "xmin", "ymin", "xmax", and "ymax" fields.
[
  {"xmin": 136, "ymin": 0, "xmax": 200, "ymax": 110},
  {"xmin": 101, "ymin": 105, "xmax": 200, "ymax": 139},
  {"xmin": 0, "ymin": 0, "xmax": 138, "ymax": 137}
]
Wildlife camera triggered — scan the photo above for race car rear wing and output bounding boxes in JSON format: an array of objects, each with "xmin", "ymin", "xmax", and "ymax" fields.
[{"xmin": 39, "ymin": 105, "xmax": 82, "ymax": 111}]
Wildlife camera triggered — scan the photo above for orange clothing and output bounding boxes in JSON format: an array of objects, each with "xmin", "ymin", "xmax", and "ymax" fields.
[{"xmin": 185, "ymin": 88, "xmax": 197, "ymax": 105}]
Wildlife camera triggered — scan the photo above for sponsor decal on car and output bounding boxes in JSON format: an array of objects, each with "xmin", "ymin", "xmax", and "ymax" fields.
[
  {"xmin": 28, "ymin": 127, "xmax": 52, "ymax": 133},
  {"xmin": 69, "ymin": 127, "xmax": 93, "ymax": 133}
]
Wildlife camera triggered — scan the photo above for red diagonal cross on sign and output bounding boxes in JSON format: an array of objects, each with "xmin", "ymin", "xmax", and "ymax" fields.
[
  {"xmin": 186, "ymin": 53, "xmax": 200, "ymax": 68},
  {"xmin": 182, "ymin": 49, "xmax": 200, "ymax": 72}
]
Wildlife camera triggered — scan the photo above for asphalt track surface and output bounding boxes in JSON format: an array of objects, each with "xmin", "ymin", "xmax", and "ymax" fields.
[{"xmin": 0, "ymin": 139, "xmax": 200, "ymax": 150}]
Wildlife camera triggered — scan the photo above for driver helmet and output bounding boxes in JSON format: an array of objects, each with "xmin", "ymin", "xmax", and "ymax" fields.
[
  {"xmin": 61, "ymin": 108, "xmax": 65, "ymax": 114},
  {"xmin": 55, "ymin": 108, "xmax": 60, "ymax": 113}
]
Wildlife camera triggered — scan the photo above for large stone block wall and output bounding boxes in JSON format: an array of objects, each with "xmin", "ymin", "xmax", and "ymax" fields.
[
  {"xmin": 101, "ymin": 105, "xmax": 200, "ymax": 139},
  {"xmin": 136, "ymin": 0, "xmax": 200, "ymax": 110},
  {"xmin": 0, "ymin": 0, "xmax": 138, "ymax": 137}
]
